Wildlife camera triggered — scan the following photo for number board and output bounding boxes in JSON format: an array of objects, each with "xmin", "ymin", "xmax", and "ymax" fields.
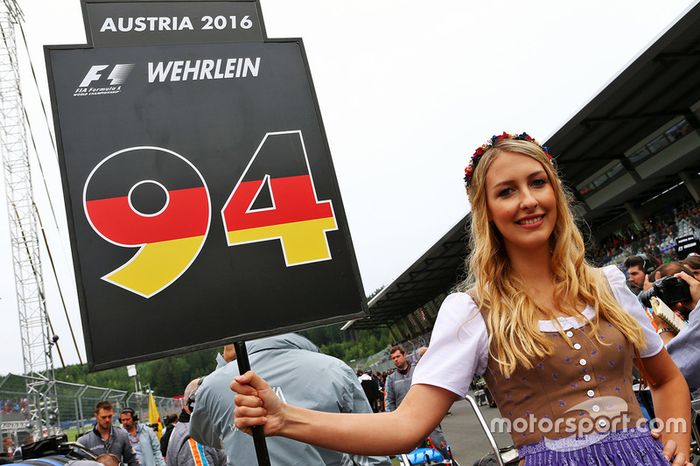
[{"xmin": 46, "ymin": 2, "xmax": 367, "ymax": 371}]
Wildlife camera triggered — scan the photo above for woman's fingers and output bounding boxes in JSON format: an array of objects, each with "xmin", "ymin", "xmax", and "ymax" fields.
[
  {"xmin": 670, "ymin": 451, "xmax": 686, "ymax": 466},
  {"xmin": 234, "ymin": 405, "xmax": 267, "ymax": 418},
  {"xmin": 662, "ymin": 439, "xmax": 676, "ymax": 461},
  {"xmin": 661, "ymin": 439, "xmax": 690, "ymax": 465},
  {"xmin": 234, "ymin": 414, "xmax": 268, "ymax": 429},
  {"xmin": 234, "ymin": 393, "xmax": 263, "ymax": 407},
  {"xmin": 233, "ymin": 393, "xmax": 268, "ymax": 430},
  {"xmin": 231, "ymin": 371, "xmax": 269, "ymax": 395},
  {"xmin": 229, "ymin": 370, "xmax": 284, "ymax": 436}
]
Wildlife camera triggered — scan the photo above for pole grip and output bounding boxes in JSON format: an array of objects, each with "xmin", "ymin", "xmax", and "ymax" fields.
[{"xmin": 234, "ymin": 341, "xmax": 271, "ymax": 466}]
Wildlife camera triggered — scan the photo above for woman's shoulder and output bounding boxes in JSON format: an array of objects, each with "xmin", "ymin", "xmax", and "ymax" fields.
[
  {"xmin": 443, "ymin": 290, "xmax": 478, "ymax": 306},
  {"xmin": 434, "ymin": 292, "xmax": 486, "ymax": 333},
  {"xmin": 599, "ymin": 264, "xmax": 627, "ymax": 289},
  {"xmin": 439, "ymin": 292, "xmax": 481, "ymax": 318}
]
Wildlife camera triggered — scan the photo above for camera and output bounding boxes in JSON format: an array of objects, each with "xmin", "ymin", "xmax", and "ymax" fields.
[{"xmin": 638, "ymin": 275, "xmax": 691, "ymax": 308}]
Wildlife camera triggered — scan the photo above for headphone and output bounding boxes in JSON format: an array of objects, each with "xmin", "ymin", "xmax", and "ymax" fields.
[
  {"xmin": 120, "ymin": 407, "xmax": 138, "ymax": 422},
  {"xmin": 638, "ymin": 254, "xmax": 656, "ymax": 275}
]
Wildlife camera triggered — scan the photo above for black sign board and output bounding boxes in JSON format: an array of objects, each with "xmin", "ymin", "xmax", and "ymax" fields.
[
  {"xmin": 46, "ymin": 1, "xmax": 367, "ymax": 371},
  {"xmin": 83, "ymin": 1, "xmax": 265, "ymax": 46}
]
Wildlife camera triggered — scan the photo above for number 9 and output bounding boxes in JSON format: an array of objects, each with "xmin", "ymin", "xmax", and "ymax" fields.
[{"xmin": 83, "ymin": 146, "xmax": 211, "ymax": 298}]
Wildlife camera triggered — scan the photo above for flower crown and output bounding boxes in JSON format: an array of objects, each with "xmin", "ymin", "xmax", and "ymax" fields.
[{"xmin": 464, "ymin": 132, "xmax": 554, "ymax": 188}]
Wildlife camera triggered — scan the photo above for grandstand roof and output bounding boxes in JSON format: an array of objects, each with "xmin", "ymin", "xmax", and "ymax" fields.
[
  {"xmin": 550, "ymin": 2, "xmax": 700, "ymax": 226},
  {"xmin": 352, "ymin": 3, "xmax": 700, "ymax": 330},
  {"xmin": 354, "ymin": 218, "xmax": 468, "ymax": 330}
]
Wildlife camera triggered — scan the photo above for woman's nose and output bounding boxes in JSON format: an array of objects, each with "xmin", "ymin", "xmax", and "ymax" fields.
[{"xmin": 519, "ymin": 189, "xmax": 538, "ymax": 209}]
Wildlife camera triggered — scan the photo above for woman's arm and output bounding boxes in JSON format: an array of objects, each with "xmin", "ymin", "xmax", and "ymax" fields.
[
  {"xmin": 640, "ymin": 348, "xmax": 691, "ymax": 465},
  {"xmin": 232, "ymin": 371, "xmax": 459, "ymax": 455}
]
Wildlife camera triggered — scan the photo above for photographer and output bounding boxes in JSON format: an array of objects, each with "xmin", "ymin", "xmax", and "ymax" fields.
[{"xmin": 646, "ymin": 263, "xmax": 700, "ymax": 390}]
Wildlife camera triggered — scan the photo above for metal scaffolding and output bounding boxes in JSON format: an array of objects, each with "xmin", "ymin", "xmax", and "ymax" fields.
[{"xmin": 0, "ymin": 2, "xmax": 59, "ymax": 436}]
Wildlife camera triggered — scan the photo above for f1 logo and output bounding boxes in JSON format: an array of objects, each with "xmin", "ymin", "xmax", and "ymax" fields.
[{"xmin": 79, "ymin": 64, "xmax": 135, "ymax": 87}]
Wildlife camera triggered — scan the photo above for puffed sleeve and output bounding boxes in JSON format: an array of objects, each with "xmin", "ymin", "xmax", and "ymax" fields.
[
  {"xmin": 602, "ymin": 265, "xmax": 663, "ymax": 358},
  {"xmin": 412, "ymin": 293, "xmax": 488, "ymax": 397}
]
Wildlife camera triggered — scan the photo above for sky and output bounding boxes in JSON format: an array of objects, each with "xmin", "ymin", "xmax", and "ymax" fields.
[{"xmin": 0, "ymin": 0, "xmax": 698, "ymax": 374}]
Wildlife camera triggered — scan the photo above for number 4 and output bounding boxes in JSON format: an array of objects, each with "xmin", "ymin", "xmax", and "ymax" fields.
[{"xmin": 221, "ymin": 131, "xmax": 338, "ymax": 266}]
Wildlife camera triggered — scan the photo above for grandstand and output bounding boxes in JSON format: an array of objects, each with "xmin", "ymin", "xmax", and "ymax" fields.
[
  {"xmin": 348, "ymin": 2, "xmax": 700, "ymax": 350},
  {"xmin": 591, "ymin": 202, "xmax": 700, "ymax": 266}
]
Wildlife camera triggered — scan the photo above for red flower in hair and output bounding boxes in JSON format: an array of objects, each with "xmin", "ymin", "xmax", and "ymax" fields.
[{"xmin": 464, "ymin": 131, "xmax": 555, "ymax": 188}]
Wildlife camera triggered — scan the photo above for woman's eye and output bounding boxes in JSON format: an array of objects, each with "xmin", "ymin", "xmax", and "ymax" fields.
[
  {"xmin": 531, "ymin": 178, "xmax": 547, "ymax": 187},
  {"xmin": 498, "ymin": 187, "xmax": 513, "ymax": 197}
]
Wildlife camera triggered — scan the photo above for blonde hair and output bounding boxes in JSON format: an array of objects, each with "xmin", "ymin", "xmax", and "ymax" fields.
[{"xmin": 460, "ymin": 138, "xmax": 645, "ymax": 377}]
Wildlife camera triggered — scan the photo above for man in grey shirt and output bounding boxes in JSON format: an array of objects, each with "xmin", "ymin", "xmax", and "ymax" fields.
[
  {"xmin": 384, "ymin": 345, "xmax": 450, "ymax": 458},
  {"xmin": 384, "ymin": 345, "xmax": 414, "ymax": 412},
  {"xmin": 189, "ymin": 333, "xmax": 390, "ymax": 466},
  {"xmin": 77, "ymin": 401, "xmax": 139, "ymax": 466}
]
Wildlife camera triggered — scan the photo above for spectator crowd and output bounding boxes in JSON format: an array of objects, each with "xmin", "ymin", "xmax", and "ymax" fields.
[
  {"xmin": 0, "ymin": 399, "xmax": 29, "ymax": 416},
  {"xmin": 590, "ymin": 203, "xmax": 700, "ymax": 267}
]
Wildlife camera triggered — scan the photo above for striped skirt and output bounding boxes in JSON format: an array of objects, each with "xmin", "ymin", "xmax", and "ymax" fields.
[{"xmin": 517, "ymin": 427, "xmax": 669, "ymax": 465}]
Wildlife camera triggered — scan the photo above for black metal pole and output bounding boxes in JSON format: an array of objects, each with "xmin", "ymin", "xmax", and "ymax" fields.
[{"xmin": 234, "ymin": 341, "xmax": 271, "ymax": 466}]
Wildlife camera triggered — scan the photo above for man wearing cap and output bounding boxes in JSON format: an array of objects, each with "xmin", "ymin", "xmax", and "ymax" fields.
[
  {"xmin": 189, "ymin": 334, "xmax": 391, "ymax": 466},
  {"xmin": 165, "ymin": 378, "xmax": 226, "ymax": 466}
]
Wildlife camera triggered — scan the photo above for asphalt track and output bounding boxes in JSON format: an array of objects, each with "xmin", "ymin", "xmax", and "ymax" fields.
[{"xmin": 440, "ymin": 395, "xmax": 515, "ymax": 465}]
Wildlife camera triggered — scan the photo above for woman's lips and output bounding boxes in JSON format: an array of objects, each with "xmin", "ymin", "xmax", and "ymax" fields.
[{"xmin": 516, "ymin": 215, "xmax": 544, "ymax": 228}]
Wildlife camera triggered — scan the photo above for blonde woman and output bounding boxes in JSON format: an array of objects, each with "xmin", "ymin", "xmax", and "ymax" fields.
[{"xmin": 232, "ymin": 133, "xmax": 693, "ymax": 465}]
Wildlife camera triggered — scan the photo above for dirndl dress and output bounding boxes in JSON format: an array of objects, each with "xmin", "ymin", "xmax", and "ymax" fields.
[{"xmin": 517, "ymin": 426, "xmax": 669, "ymax": 465}]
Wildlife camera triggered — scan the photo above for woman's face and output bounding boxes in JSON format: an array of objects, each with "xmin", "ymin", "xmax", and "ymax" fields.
[{"xmin": 485, "ymin": 151, "xmax": 557, "ymax": 255}]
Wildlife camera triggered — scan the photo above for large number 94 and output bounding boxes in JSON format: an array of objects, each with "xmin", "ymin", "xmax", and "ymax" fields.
[
  {"xmin": 83, "ymin": 147, "xmax": 211, "ymax": 298},
  {"xmin": 222, "ymin": 130, "xmax": 337, "ymax": 266},
  {"xmin": 82, "ymin": 131, "xmax": 337, "ymax": 298}
]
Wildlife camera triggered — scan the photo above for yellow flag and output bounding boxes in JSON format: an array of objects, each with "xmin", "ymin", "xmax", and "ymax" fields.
[{"xmin": 147, "ymin": 392, "xmax": 163, "ymax": 440}]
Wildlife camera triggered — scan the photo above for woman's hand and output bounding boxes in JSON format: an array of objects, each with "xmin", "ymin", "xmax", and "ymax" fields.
[
  {"xmin": 650, "ymin": 429, "xmax": 692, "ymax": 465},
  {"xmin": 230, "ymin": 371, "xmax": 285, "ymax": 436}
]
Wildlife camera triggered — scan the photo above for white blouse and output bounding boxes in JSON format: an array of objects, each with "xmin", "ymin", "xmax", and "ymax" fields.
[{"xmin": 412, "ymin": 265, "xmax": 663, "ymax": 397}]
